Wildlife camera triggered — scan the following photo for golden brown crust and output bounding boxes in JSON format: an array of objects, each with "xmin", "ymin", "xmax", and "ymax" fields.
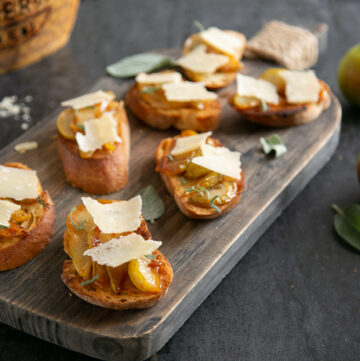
[
  {"xmin": 125, "ymin": 83, "xmax": 221, "ymax": 132},
  {"xmin": 231, "ymin": 81, "xmax": 331, "ymax": 127},
  {"xmin": 62, "ymin": 248, "xmax": 173, "ymax": 310},
  {"xmin": 0, "ymin": 191, "xmax": 55, "ymax": 271},
  {"xmin": 182, "ymin": 30, "xmax": 246, "ymax": 89},
  {"xmin": 155, "ymin": 137, "xmax": 245, "ymax": 220},
  {"xmin": 57, "ymin": 104, "xmax": 130, "ymax": 194}
]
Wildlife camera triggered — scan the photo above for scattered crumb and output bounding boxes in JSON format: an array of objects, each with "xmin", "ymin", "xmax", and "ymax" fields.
[
  {"xmin": 340, "ymin": 268, "xmax": 344, "ymax": 273},
  {"xmin": 0, "ymin": 94, "xmax": 32, "ymax": 124},
  {"xmin": 14, "ymin": 141, "xmax": 38, "ymax": 154},
  {"xmin": 354, "ymin": 268, "xmax": 357, "ymax": 273},
  {"xmin": 68, "ymin": 292, "xmax": 73, "ymax": 297},
  {"xmin": 21, "ymin": 123, "xmax": 29, "ymax": 130},
  {"xmin": 24, "ymin": 95, "xmax": 33, "ymax": 103},
  {"xmin": 338, "ymin": 154, "xmax": 343, "ymax": 161},
  {"xmin": 290, "ymin": 284, "xmax": 294, "ymax": 289}
]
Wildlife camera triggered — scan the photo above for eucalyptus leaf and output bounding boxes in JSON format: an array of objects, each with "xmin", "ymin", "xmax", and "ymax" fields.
[
  {"xmin": 260, "ymin": 134, "xmax": 287, "ymax": 158},
  {"xmin": 333, "ymin": 203, "xmax": 360, "ymax": 251},
  {"xmin": 138, "ymin": 185, "xmax": 165, "ymax": 222},
  {"xmin": 107, "ymin": 53, "xmax": 174, "ymax": 78}
]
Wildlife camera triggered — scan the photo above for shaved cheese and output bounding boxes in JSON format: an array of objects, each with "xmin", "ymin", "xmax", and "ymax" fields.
[
  {"xmin": 83, "ymin": 233, "xmax": 162, "ymax": 268},
  {"xmin": 61, "ymin": 91, "xmax": 115, "ymax": 110},
  {"xmin": 0, "ymin": 165, "xmax": 39, "ymax": 201},
  {"xmin": 75, "ymin": 112, "xmax": 121, "ymax": 153},
  {"xmin": 0, "ymin": 200, "xmax": 21, "ymax": 227},
  {"xmin": 200, "ymin": 27, "xmax": 242, "ymax": 57},
  {"xmin": 192, "ymin": 143, "xmax": 241, "ymax": 180},
  {"xmin": 280, "ymin": 70, "xmax": 320, "ymax": 104},
  {"xmin": 136, "ymin": 72, "xmax": 182, "ymax": 84},
  {"xmin": 171, "ymin": 131, "xmax": 212, "ymax": 156},
  {"xmin": 236, "ymin": 73, "xmax": 279, "ymax": 104},
  {"xmin": 177, "ymin": 45, "xmax": 229, "ymax": 74},
  {"xmin": 82, "ymin": 196, "xmax": 142, "ymax": 234},
  {"xmin": 162, "ymin": 81, "xmax": 217, "ymax": 102}
]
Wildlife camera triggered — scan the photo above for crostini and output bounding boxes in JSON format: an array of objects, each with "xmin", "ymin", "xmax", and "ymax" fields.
[
  {"xmin": 155, "ymin": 130, "xmax": 244, "ymax": 219},
  {"xmin": 178, "ymin": 27, "xmax": 246, "ymax": 89},
  {"xmin": 57, "ymin": 90, "xmax": 130, "ymax": 194},
  {"xmin": 0, "ymin": 162, "xmax": 55, "ymax": 271},
  {"xmin": 231, "ymin": 69, "xmax": 331, "ymax": 127},
  {"xmin": 126, "ymin": 70, "xmax": 221, "ymax": 131},
  {"xmin": 62, "ymin": 195, "xmax": 173, "ymax": 310}
]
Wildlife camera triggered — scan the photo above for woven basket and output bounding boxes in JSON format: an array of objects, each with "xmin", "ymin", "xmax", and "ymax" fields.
[{"xmin": 0, "ymin": 0, "xmax": 80, "ymax": 74}]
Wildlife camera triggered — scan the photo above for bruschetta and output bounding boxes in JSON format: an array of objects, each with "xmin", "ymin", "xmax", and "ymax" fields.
[
  {"xmin": 179, "ymin": 27, "xmax": 246, "ymax": 89},
  {"xmin": 57, "ymin": 90, "xmax": 130, "ymax": 194},
  {"xmin": 0, "ymin": 162, "xmax": 55, "ymax": 271},
  {"xmin": 62, "ymin": 195, "xmax": 173, "ymax": 310},
  {"xmin": 231, "ymin": 68, "xmax": 331, "ymax": 127},
  {"xmin": 155, "ymin": 130, "xmax": 244, "ymax": 219},
  {"xmin": 126, "ymin": 70, "xmax": 221, "ymax": 131}
]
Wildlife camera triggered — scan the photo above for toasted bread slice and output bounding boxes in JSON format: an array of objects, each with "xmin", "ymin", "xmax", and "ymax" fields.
[
  {"xmin": 126, "ymin": 82, "xmax": 221, "ymax": 132},
  {"xmin": 155, "ymin": 135, "xmax": 245, "ymax": 219},
  {"xmin": 232, "ymin": 80, "xmax": 331, "ymax": 127},
  {"xmin": 62, "ymin": 203, "xmax": 173, "ymax": 310},
  {"xmin": 0, "ymin": 163, "xmax": 55, "ymax": 271},
  {"xmin": 57, "ymin": 101, "xmax": 130, "ymax": 194},
  {"xmin": 182, "ymin": 30, "xmax": 246, "ymax": 89}
]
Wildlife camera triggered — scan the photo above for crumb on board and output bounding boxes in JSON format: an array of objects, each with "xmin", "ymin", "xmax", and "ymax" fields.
[
  {"xmin": 0, "ymin": 95, "xmax": 33, "ymax": 127},
  {"xmin": 14, "ymin": 141, "xmax": 38, "ymax": 154}
]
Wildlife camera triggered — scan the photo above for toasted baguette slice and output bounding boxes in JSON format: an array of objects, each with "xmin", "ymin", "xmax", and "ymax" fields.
[
  {"xmin": 0, "ymin": 163, "xmax": 55, "ymax": 271},
  {"xmin": 62, "ymin": 203, "xmax": 173, "ymax": 310},
  {"xmin": 57, "ymin": 101, "xmax": 130, "ymax": 194},
  {"xmin": 182, "ymin": 30, "xmax": 246, "ymax": 89},
  {"xmin": 126, "ymin": 82, "xmax": 221, "ymax": 132},
  {"xmin": 231, "ymin": 80, "xmax": 331, "ymax": 127},
  {"xmin": 155, "ymin": 136, "xmax": 245, "ymax": 219}
]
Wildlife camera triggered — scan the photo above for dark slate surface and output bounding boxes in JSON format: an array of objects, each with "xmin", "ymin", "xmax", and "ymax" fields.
[{"xmin": 0, "ymin": 0, "xmax": 359, "ymax": 360}]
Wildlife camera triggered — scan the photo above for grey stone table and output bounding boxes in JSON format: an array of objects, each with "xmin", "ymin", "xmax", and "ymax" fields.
[{"xmin": 0, "ymin": 0, "xmax": 359, "ymax": 360}]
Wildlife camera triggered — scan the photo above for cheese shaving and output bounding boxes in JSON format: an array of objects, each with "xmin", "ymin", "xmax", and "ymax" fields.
[
  {"xmin": 162, "ymin": 81, "xmax": 217, "ymax": 102},
  {"xmin": 171, "ymin": 131, "xmax": 212, "ymax": 156},
  {"xmin": 83, "ymin": 233, "xmax": 162, "ymax": 268},
  {"xmin": 236, "ymin": 73, "xmax": 279, "ymax": 104},
  {"xmin": 177, "ymin": 45, "xmax": 229, "ymax": 74},
  {"xmin": 0, "ymin": 200, "xmax": 21, "ymax": 227},
  {"xmin": 192, "ymin": 143, "xmax": 241, "ymax": 180},
  {"xmin": 82, "ymin": 196, "xmax": 142, "ymax": 234},
  {"xmin": 75, "ymin": 112, "xmax": 122, "ymax": 153},
  {"xmin": 61, "ymin": 91, "xmax": 115, "ymax": 110},
  {"xmin": 136, "ymin": 72, "xmax": 182, "ymax": 84}
]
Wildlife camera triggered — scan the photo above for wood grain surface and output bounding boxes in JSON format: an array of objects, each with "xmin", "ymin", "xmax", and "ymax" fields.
[{"xmin": 0, "ymin": 57, "xmax": 341, "ymax": 361}]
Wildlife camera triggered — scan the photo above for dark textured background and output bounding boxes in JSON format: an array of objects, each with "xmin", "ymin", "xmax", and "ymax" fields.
[{"xmin": 0, "ymin": 0, "xmax": 359, "ymax": 360}]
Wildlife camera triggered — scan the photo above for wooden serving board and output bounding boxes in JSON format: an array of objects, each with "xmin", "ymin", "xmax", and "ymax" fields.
[{"xmin": 0, "ymin": 58, "xmax": 341, "ymax": 361}]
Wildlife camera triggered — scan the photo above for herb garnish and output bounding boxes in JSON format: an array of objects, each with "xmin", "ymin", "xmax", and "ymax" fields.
[
  {"xmin": 106, "ymin": 53, "xmax": 174, "ymax": 78},
  {"xmin": 185, "ymin": 186, "xmax": 210, "ymax": 199},
  {"xmin": 0, "ymin": 225, "xmax": 8, "ymax": 229},
  {"xmin": 333, "ymin": 203, "xmax": 360, "ymax": 251},
  {"xmin": 80, "ymin": 274, "xmax": 99, "ymax": 287},
  {"xmin": 167, "ymin": 154, "xmax": 174, "ymax": 161},
  {"xmin": 145, "ymin": 254, "xmax": 156, "ymax": 261},
  {"xmin": 180, "ymin": 176, "xmax": 187, "ymax": 185},
  {"xmin": 76, "ymin": 124, "xmax": 85, "ymax": 131},
  {"xmin": 210, "ymin": 195, "xmax": 221, "ymax": 213},
  {"xmin": 137, "ymin": 185, "xmax": 165, "ymax": 223},
  {"xmin": 141, "ymin": 86, "xmax": 161, "ymax": 94},
  {"xmin": 260, "ymin": 133, "xmax": 287, "ymax": 158},
  {"xmin": 37, "ymin": 196, "xmax": 49, "ymax": 209},
  {"xmin": 260, "ymin": 99, "xmax": 268, "ymax": 112},
  {"xmin": 194, "ymin": 20, "xmax": 205, "ymax": 32},
  {"xmin": 69, "ymin": 207, "xmax": 87, "ymax": 231}
]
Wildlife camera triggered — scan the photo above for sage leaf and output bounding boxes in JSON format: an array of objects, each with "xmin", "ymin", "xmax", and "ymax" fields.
[
  {"xmin": 138, "ymin": 185, "xmax": 165, "ymax": 223},
  {"xmin": 333, "ymin": 203, "xmax": 360, "ymax": 251},
  {"xmin": 80, "ymin": 274, "xmax": 99, "ymax": 287},
  {"xmin": 260, "ymin": 133, "xmax": 287, "ymax": 158},
  {"xmin": 141, "ymin": 86, "xmax": 161, "ymax": 94},
  {"xmin": 194, "ymin": 20, "xmax": 205, "ymax": 32},
  {"xmin": 107, "ymin": 53, "xmax": 174, "ymax": 78}
]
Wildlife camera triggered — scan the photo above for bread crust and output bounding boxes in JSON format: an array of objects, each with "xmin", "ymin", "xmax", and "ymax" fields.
[
  {"xmin": 231, "ymin": 81, "xmax": 331, "ymax": 127},
  {"xmin": 0, "ymin": 191, "xmax": 55, "ymax": 271},
  {"xmin": 182, "ymin": 30, "xmax": 246, "ymax": 89},
  {"xmin": 57, "ymin": 103, "xmax": 130, "ymax": 194},
  {"xmin": 155, "ymin": 137, "xmax": 245, "ymax": 220},
  {"xmin": 125, "ymin": 83, "xmax": 221, "ymax": 132}
]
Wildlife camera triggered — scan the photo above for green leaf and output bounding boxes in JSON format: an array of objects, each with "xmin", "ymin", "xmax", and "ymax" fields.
[
  {"xmin": 140, "ymin": 86, "xmax": 161, "ymax": 94},
  {"xmin": 37, "ymin": 196, "xmax": 49, "ymax": 209},
  {"xmin": 185, "ymin": 186, "xmax": 209, "ymax": 199},
  {"xmin": 138, "ymin": 185, "xmax": 165, "ymax": 222},
  {"xmin": 194, "ymin": 20, "xmax": 205, "ymax": 32},
  {"xmin": 0, "ymin": 225, "xmax": 8, "ymax": 229},
  {"xmin": 260, "ymin": 99, "xmax": 268, "ymax": 112},
  {"xmin": 69, "ymin": 207, "xmax": 87, "ymax": 231},
  {"xmin": 76, "ymin": 124, "xmax": 85, "ymax": 131},
  {"xmin": 80, "ymin": 274, "xmax": 99, "ymax": 287},
  {"xmin": 260, "ymin": 133, "xmax": 287, "ymax": 158},
  {"xmin": 145, "ymin": 254, "xmax": 156, "ymax": 260},
  {"xmin": 106, "ymin": 53, "xmax": 174, "ymax": 78},
  {"xmin": 333, "ymin": 203, "xmax": 360, "ymax": 251},
  {"xmin": 210, "ymin": 195, "xmax": 221, "ymax": 213},
  {"xmin": 180, "ymin": 176, "xmax": 187, "ymax": 185},
  {"xmin": 167, "ymin": 154, "xmax": 174, "ymax": 161}
]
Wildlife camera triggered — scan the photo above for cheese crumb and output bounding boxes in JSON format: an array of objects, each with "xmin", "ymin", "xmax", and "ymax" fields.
[{"xmin": 14, "ymin": 141, "xmax": 38, "ymax": 154}]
